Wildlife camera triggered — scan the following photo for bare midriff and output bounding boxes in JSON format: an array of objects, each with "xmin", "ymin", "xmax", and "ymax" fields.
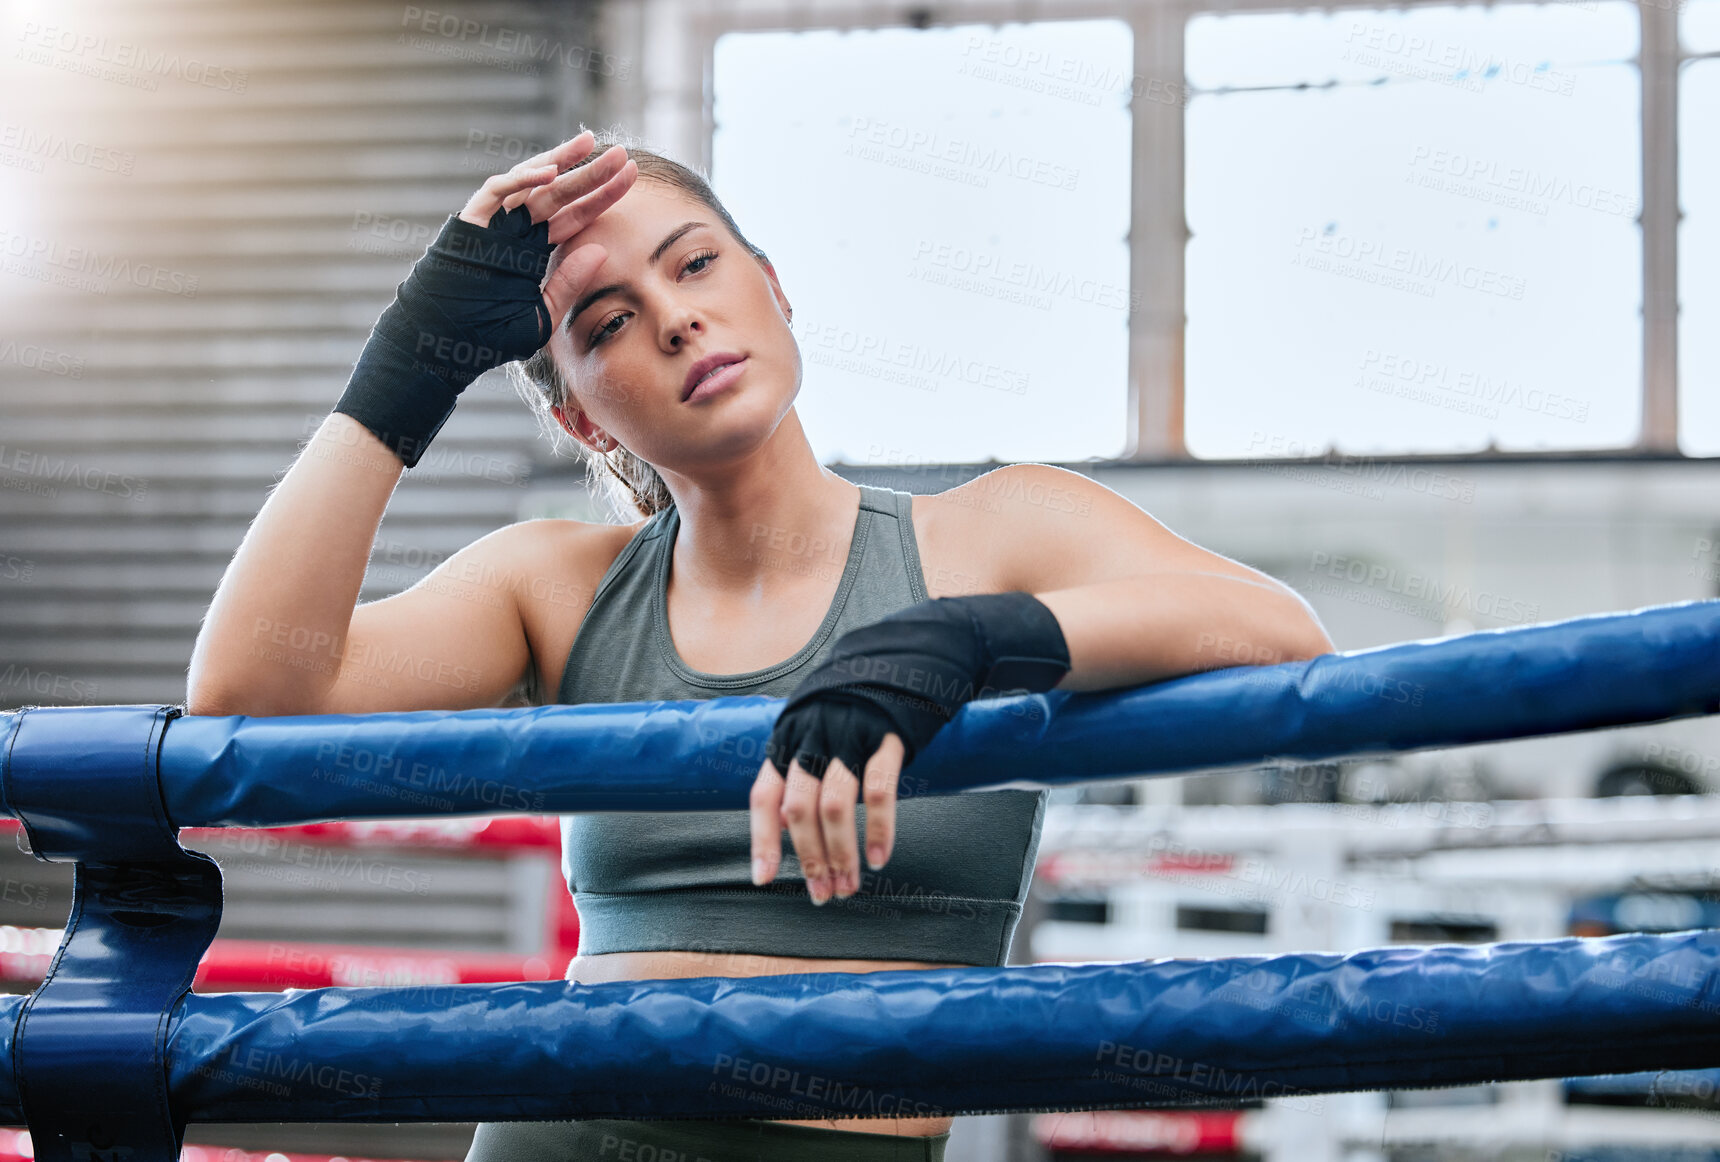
[{"xmin": 567, "ymin": 949, "xmax": 962, "ymax": 1137}]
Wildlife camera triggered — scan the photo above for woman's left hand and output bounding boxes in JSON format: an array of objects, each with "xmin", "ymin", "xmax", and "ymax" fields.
[
  {"xmin": 747, "ymin": 593, "xmax": 1072, "ymax": 905},
  {"xmin": 749, "ymin": 728, "xmax": 905, "ymax": 905}
]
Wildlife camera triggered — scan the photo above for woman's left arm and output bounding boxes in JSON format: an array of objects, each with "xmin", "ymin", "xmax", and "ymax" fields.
[
  {"xmin": 750, "ymin": 464, "xmax": 1334, "ymax": 904},
  {"xmin": 969, "ymin": 465, "xmax": 1335, "ymax": 690}
]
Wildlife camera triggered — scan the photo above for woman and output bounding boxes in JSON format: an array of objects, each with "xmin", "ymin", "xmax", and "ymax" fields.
[{"xmin": 186, "ymin": 128, "xmax": 1333, "ymax": 1161}]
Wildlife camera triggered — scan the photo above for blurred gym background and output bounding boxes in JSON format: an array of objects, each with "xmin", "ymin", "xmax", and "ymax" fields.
[{"xmin": 0, "ymin": 0, "xmax": 1716, "ymax": 1158}]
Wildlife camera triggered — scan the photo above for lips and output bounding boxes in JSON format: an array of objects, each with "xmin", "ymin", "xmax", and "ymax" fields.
[{"xmin": 682, "ymin": 352, "xmax": 746, "ymax": 401}]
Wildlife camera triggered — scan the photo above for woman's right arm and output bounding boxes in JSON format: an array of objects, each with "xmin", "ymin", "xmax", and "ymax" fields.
[
  {"xmin": 185, "ymin": 412, "xmax": 539, "ymax": 717},
  {"xmin": 185, "ymin": 131, "xmax": 637, "ymax": 717}
]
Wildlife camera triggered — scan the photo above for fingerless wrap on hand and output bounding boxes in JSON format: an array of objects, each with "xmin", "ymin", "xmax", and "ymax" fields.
[
  {"xmin": 764, "ymin": 591, "xmax": 1071, "ymax": 780},
  {"xmin": 332, "ymin": 205, "xmax": 555, "ymax": 467}
]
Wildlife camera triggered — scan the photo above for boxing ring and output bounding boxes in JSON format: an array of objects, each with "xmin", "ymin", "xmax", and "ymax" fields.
[{"xmin": 3, "ymin": 600, "xmax": 1720, "ymax": 1160}]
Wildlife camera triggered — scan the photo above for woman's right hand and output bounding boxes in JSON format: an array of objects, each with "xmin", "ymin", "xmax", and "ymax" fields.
[
  {"xmin": 459, "ymin": 130, "xmax": 638, "ymax": 335},
  {"xmin": 330, "ymin": 131, "xmax": 638, "ymax": 467}
]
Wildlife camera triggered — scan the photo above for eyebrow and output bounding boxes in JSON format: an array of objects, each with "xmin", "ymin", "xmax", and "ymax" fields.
[{"xmin": 565, "ymin": 220, "xmax": 711, "ymax": 333}]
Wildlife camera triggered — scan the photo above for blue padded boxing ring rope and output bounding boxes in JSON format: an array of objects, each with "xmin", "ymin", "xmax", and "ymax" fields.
[
  {"xmin": 0, "ymin": 930, "xmax": 1711, "ymax": 1123},
  {"xmin": 141, "ymin": 597, "xmax": 1720, "ymax": 825},
  {"xmin": 0, "ymin": 599, "xmax": 1718, "ymax": 1154}
]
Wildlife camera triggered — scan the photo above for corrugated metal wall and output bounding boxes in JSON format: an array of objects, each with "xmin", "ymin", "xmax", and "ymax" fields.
[
  {"xmin": 0, "ymin": 0, "xmax": 608, "ymax": 714},
  {"xmin": 0, "ymin": 2, "xmax": 610, "ymax": 1153}
]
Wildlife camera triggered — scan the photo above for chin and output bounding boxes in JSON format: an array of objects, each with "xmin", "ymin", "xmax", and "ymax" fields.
[{"xmin": 679, "ymin": 383, "xmax": 792, "ymax": 463}]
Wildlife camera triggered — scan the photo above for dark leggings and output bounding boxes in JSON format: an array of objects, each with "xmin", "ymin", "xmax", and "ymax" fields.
[{"xmin": 464, "ymin": 1118, "xmax": 950, "ymax": 1162}]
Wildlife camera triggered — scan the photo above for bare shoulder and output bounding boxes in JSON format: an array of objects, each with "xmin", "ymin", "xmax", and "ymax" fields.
[
  {"xmin": 908, "ymin": 464, "xmax": 1192, "ymax": 595},
  {"xmin": 482, "ymin": 514, "xmax": 647, "ymax": 584},
  {"xmin": 470, "ymin": 515, "xmax": 649, "ymax": 695},
  {"xmin": 907, "ymin": 465, "xmax": 1111, "ymax": 597}
]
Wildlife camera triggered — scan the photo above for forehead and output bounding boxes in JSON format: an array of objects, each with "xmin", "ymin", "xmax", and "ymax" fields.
[{"xmin": 562, "ymin": 179, "xmax": 709, "ymax": 259}]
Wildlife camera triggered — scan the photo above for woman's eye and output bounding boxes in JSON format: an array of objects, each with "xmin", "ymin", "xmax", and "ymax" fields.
[
  {"xmin": 587, "ymin": 251, "xmax": 717, "ymax": 346},
  {"xmin": 589, "ymin": 314, "xmax": 627, "ymax": 346}
]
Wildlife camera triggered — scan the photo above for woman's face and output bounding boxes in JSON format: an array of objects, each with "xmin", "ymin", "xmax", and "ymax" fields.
[{"xmin": 545, "ymin": 180, "xmax": 800, "ymax": 475}]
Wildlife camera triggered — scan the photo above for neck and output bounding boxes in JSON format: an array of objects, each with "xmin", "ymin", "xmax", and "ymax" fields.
[{"xmin": 656, "ymin": 410, "xmax": 861, "ymax": 592}]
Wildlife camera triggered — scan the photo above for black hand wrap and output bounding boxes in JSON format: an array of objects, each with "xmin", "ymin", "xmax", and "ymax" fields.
[
  {"xmin": 764, "ymin": 591, "xmax": 1071, "ymax": 781},
  {"xmin": 332, "ymin": 205, "xmax": 555, "ymax": 467}
]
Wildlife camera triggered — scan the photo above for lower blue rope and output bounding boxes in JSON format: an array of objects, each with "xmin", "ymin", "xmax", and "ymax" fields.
[{"xmin": 0, "ymin": 929, "xmax": 1713, "ymax": 1123}]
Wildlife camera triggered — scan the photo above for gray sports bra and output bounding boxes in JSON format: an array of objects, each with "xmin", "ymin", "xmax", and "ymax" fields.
[{"xmin": 554, "ymin": 483, "xmax": 1046, "ymax": 965}]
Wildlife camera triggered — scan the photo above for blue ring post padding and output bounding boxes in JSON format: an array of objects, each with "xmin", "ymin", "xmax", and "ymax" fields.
[
  {"xmin": 0, "ymin": 706, "xmax": 223, "ymax": 1160},
  {"xmin": 0, "ymin": 930, "xmax": 1713, "ymax": 1123},
  {"xmin": 146, "ymin": 600, "xmax": 1720, "ymax": 827}
]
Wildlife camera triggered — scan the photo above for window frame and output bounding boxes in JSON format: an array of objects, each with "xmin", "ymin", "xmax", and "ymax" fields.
[{"xmin": 603, "ymin": 0, "xmax": 1695, "ymax": 463}]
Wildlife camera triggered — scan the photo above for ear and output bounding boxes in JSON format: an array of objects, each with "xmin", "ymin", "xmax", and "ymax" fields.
[
  {"xmin": 551, "ymin": 402, "xmax": 611, "ymax": 453},
  {"xmin": 758, "ymin": 258, "xmax": 791, "ymax": 324}
]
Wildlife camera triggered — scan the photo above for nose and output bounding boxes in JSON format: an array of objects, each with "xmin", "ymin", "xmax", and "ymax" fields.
[{"xmin": 665, "ymin": 315, "xmax": 703, "ymax": 349}]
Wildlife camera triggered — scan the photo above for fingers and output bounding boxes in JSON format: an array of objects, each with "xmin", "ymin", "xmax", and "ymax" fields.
[
  {"xmin": 544, "ymin": 154, "xmax": 637, "ymax": 245},
  {"xmin": 780, "ymin": 760, "xmax": 834, "ymax": 905},
  {"xmin": 749, "ymin": 759, "xmax": 787, "ymax": 886},
  {"xmin": 458, "ymin": 131, "xmax": 630, "ymax": 228},
  {"xmin": 518, "ymin": 129, "xmax": 599, "ymax": 175},
  {"xmin": 818, "ymin": 759, "xmax": 862, "ymax": 899},
  {"xmin": 541, "ymin": 242, "xmax": 609, "ymax": 333},
  {"xmin": 752, "ymin": 734, "xmax": 902, "ymax": 906},
  {"xmin": 861, "ymin": 734, "xmax": 905, "ymax": 871},
  {"xmin": 506, "ymin": 144, "xmax": 632, "ymax": 224},
  {"xmin": 459, "ymin": 162, "xmax": 559, "ymax": 227}
]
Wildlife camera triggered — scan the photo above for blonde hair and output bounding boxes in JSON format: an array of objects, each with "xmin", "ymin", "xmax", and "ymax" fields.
[{"xmin": 510, "ymin": 127, "xmax": 774, "ymax": 522}]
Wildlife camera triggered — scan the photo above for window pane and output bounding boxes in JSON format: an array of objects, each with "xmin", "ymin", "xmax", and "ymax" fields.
[
  {"xmin": 712, "ymin": 22, "xmax": 1132, "ymax": 466},
  {"xmin": 1185, "ymin": 4, "xmax": 1641, "ymax": 459},
  {"xmin": 1685, "ymin": 0, "xmax": 1720, "ymax": 52},
  {"xmin": 1679, "ymin": 12, "xmax": 1720, "ymax": 454}
]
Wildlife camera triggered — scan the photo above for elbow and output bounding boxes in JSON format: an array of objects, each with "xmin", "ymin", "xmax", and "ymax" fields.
[
  {"xmin": 1286, "ymin": 624, "xmax": 1336, "ymax": 662},
  {"xmin": 1282, "ymin": 608, "xmax": 1336, "ymax": 662},
  {"xmin": 183, "ymin": 685, "xmax": 241, "ymax": 718},
  {"xmin": 1265, "ymin": 589, "xmax": 1335, "ymax": 663}
]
